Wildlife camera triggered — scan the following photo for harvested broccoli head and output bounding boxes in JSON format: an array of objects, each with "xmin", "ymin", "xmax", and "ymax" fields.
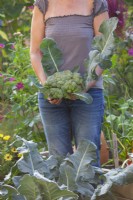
[{"xmin": 43, "ymin": 70, "xmax": 84, "ymax": 99}]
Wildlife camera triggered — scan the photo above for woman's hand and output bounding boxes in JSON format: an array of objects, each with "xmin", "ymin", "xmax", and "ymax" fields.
[
  {"xmin": 85, "ymin": 65, "xmax": 104, "ymax": 91},
  {"xmin": 46, "ymin": 64, "xmax": 103, "ymax": 103},
  {"xmin": 47, "ymin": 98, "xmax": 62, "ymax": 105},
  {"xmin": 69, "ymin": 94, "xmax": 77, "ymax": 100},
  {"xmin": 85, "ymin": 80, "xmax": 97, "ymax": 91}
]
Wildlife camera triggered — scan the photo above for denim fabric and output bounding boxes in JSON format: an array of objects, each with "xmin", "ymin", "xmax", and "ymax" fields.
[{"xmin": 38, "ymin": 88, "xmax": 104, "ymax": 166}]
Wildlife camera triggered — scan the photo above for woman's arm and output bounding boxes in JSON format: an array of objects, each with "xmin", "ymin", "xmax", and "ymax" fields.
[
  {"xmin": 94, "ymin": 12, "xmax": 109, "ymax": 76},
  {"xmin": 30, "ymin": 6, "xmax": 62, "ymax": 104},
  {"xmin": 86, "ymin": 12, "xmax": 109, "ymax": 90},
  {"xmin": 30, "ymin": 6, "xmax": 47, "ymax": 85}
]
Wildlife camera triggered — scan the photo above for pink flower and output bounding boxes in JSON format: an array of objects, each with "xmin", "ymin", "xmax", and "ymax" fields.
[
  {"xmin": 0, "ymin": 73, "xmax": 3, "ymax": 77},
  {"xmin": 16, "ymin": 82, "xmax": 24, "ymax": 90},
  {"xmin": 27, "ymin": 6, "xmax": 34, "ymax": 10},
  {"xmin": 128, "ymin": 48, "xmax": 133, "ymax": 56},
  {"xmin": 9, "ymin": 77, "xmax": 15, "ymax": 82},
  {"xmin": 0, "ymin": 43, "xmax": 5, "ymax": 48},
  {"xmin": 107, "ymin": 0, "xmax": 127, "ymax": 36},
  {"xmin": 0, "ymin": 115, "xmax": 4, "ymax": 121},
  {"xmin": 11, "ymin": 44, "xmax": 15, "ymax": 49},
  {"xmin": 4, "ymin": 77, "xmax": 7, "ymax": 82}
]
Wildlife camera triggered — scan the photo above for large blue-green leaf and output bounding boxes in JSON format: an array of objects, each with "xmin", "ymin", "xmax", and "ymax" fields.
[
  {"xmin": 84, "ymin": 50, "xmax": 101, "ymax": 83},
  {"xmin": 85, "ymin": 17, "xmax": 118, "ymax": 84},
  {"xmin": 45, "ymin": 155, "xmax": 60, "ymax": 179},
  {"xmin": 65, "ymin": 140, "xmax": 97, "ymax": 182},
  {"xmin": 91, "ymin": 165, "xmax": 133, "ymax": 200},
  {"xmin": 16, "ymin": 137, "xmax": 50, "ymax": 177},
  {"xmin": 18, "ymin": 172, "xmax": 78, "ymax": 200},
  {"xmin": 93, "ymin": 17, "xmax": 118, "ymax": 58},
  {"xmin": 76, "ymin": 180, "xmax": 95, "ymax": 198},
  {"xmin": 59, "ymin": 140, "xmax": 97, "ymax": 198},
  {"xmin": 73, "ymin": 92, "xmax": 93, "ymax": 104},
  {"xmin": 0, "ymin": 188, "xmax": 8, "ymax": 197},
  {"xmin": 59, "ymin": 163, "xmax": 77, "ymax": 191},
  {"xmin": 12, "ymin": 176, "xmax": 22, "ymax": 188},
  {"xmin": 84, "ymin": 50, "xmax": 100, "ymax": 79},
  {"xmin": 98, "ymin": 58, "xmax": 112, "ymax": 70},
  {"xmin": 1, "ymin": 185, "xmax": 23, "ymax": 200},
  {"xmin": 40, "ymin": 38, "xmax": 64, "ymax": 76},
  {"xmin": 12, "ymin": 194, "xmax": 26, "ymax": 200},
  {"xmin": 18, "ymin": 174, "xmax": 40, "ymax": 200},
  {"xmin": 110, "ymin": 164, "xmax": 133, "ymax": 185}
]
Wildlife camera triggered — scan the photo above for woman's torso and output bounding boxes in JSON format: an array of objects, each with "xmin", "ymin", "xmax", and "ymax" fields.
[
  {"xmin": 45, "ymin": 15, "xmax": 94, "ymax": 75},
  {"xmin": 34, "ymin": 0, "xmax": 108, "ymax": 88}
]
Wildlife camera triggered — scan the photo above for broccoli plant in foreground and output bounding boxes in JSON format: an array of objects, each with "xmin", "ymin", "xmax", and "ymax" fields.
[{"xmin": 0, "ymin": 137, "xmax": 133, "ymax": 200}]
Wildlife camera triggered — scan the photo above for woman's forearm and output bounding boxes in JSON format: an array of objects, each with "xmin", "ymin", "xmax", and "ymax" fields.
[
  {"xmin": 86, "ymin": 65, "xmax": 104, "ymax": 90},
  {"xmin": 30, "ymin": 52, "xmax": 47, "ymax": 85},
  {"xmin": 95, "ymin": 65, "xmax": 104, "ymax": 76}
]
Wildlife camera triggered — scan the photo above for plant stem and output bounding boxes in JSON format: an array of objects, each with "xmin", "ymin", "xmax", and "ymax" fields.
[{"xmin": 48, "ymin": 46, "xmax": 59, "ymax": 72}]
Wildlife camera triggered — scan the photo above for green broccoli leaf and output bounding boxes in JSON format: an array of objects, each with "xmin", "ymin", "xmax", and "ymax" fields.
[
  {"xmin": 18, "ymin": 172, "xmax": 78, "ymax": 200},
  {"xmin": 93, "ymin": 17, "xmax": 118, "ymax": 58},
  {"xmin": 73, "ymin": 92, "xmax": 93, "ymax": 104},
  {"xmin": 40, "ymin": 38, "xmax": 64, "ymax": 76}
]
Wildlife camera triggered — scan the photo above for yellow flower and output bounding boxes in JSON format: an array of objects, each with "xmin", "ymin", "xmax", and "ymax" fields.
[
  {"xmin": 11, "ymin": 147, "xmax": 17, "ymax": 153},
  {"xmin": 3, "ymin": 135, "xmax": 11, "ymax": 141},
  {"xmin": 4, "ymin": 154, "xmax": 13, "ymax": 161},
  {"xmin": 0, "ymin": 133, "xmax": 4, "ymax": 138},
  {"xmin": 17, "ymin": 153, "xmax": 23, "ymax": 158}
]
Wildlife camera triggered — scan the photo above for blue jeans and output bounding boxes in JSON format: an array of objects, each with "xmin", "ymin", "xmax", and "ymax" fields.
[{"xmin": 38, "ymin": 88, "xmax": 104, "ymax": 166}]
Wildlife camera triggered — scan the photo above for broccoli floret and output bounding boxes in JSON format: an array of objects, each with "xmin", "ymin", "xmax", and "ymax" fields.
[{"xmin": 43, "ymin": 70, "xmax": 84, "ymax": 99}]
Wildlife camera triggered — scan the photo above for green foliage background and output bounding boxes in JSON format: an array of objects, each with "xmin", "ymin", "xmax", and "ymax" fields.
[
  {"xmin": 0, "ymin": 0, "xmax": 34, "ymax": 68},
  {"xmin": 0, "ymin": 0, "xmax": 133, "ymax": 178}
]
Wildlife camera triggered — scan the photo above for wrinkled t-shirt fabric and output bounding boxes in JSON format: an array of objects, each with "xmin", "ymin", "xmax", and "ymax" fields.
[{"xmin": 33, "ymin": 0, "xmax": 108, "ymax": 89}]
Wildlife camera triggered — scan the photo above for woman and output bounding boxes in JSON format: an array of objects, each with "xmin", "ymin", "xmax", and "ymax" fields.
[{"xmin": 30, "ymin": 0, "xmax": 109, "ymax": 166}]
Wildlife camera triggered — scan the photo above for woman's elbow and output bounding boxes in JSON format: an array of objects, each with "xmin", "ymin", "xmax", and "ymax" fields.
[{"xmin": 30, "ymin": 49, "xmax": 41, "ymax": 62}]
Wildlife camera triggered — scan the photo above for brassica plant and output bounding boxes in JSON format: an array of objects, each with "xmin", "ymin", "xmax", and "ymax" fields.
[{"xmin": 1, "ymin": 137, "xmax": 133, "ymax": 200}]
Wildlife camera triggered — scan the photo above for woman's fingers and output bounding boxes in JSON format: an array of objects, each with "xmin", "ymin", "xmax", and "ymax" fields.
[
  {"xmin": 48, "ymin": 98, "xmax": 62, "ymax": 104},
  {"xmin": 48, "ymin": 94, "xmax": 78, "ymax": 104},
  {"xmin": 69, "ymin": 94, "xmax": 77, "ymax": 100}
]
